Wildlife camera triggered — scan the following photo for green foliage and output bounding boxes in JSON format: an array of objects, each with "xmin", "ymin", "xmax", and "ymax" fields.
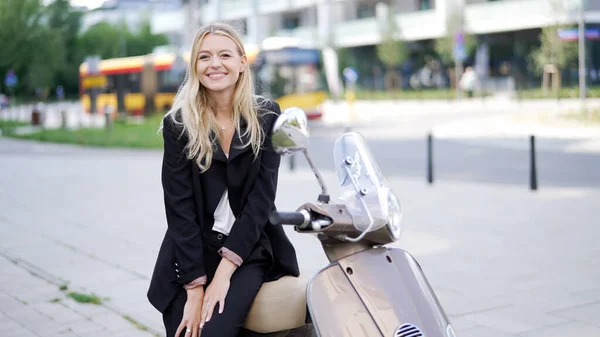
[
  {"xmin": 67, "ymin": 292, "xmax": 102, "ymax": 305},
  {"xmin": 376, "ymin": 9, "xmax": 408, "ymax": 69},
  {"xmin": 0, "ymin": 1, "xmax": 169, "ymax": 98},
  {"xmin": 529, "ymin": 25, "xmax": 578, "ymax": 75},
  {"xmin": 11, "ymin": 114, "xmax": 165, "ymax": 148}
]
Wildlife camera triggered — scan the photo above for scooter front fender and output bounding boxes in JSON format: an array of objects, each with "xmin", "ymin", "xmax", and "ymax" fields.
[{"xmin": 306, "ymin": 247, "xmax": 451, "ymax": 337}]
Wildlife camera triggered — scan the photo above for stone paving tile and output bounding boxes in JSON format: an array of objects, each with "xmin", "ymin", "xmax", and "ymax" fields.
[
  {"xmin": 60, "ymin": 300, "xmax": 113, "ymax": 319},
  {"xmin": 62, "ymin": 319, "xmax": 105, "ymax": 335},
  {"xmin": 90, "ymin": 312, "xmax": 138, "ymax": 333},
  {"xmin": 3, "ymin": 306, "xmax": 65, "ymax": 336},
  {"xmin": 548, "ymin": 301, "xmax": 600, "ymax": 328},
  {"xmin": 0, "ymin": 292, "xmax": 28, "ymax": 313},
  {"xmin": 518, "ymin": 321, "xmax": 600, "ymax": 337},
  {"xmin": 30, "ymin": 302, "xmax": 86, "ymax": 325},
  {"xmin": 459, "ymin": 305, "xmax": 571, "ymax": 335},
  {"xmin": 42, "ymin": 331, "xmax": 80, "ymax": 337},
  {"xmin": 459, "ymin": 325, "xmax": 515, "ymax": 337}
]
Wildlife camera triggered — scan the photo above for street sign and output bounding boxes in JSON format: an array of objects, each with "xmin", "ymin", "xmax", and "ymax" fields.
[
  {"xmin": 4, "ymin": 70, "xmax": 18, "ymax": 88},
  {"xmin": 453, "ymin": 32, "xmax": 466, "ymax": 61},
  {"xmin": 343, "ymin": 67, "xmax": 359, "ymax": 84},
  {"xmin": 85, "ymin": 56, "xmax": 101, "ymax": 74},
  {"xmin": 558, "ymin": 28, "xmax": 600, "ymax": 41}
]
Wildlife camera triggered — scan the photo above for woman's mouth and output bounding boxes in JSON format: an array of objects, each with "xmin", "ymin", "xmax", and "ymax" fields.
[{"xmin": 207, "ymin": 72, "xmax": 227, "ymax": 80}]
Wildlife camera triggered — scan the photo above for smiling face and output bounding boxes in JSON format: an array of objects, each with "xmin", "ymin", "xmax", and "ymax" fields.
[{"xmin": 195, "ymin": 33, "xmax": 247, "ymax": 97}]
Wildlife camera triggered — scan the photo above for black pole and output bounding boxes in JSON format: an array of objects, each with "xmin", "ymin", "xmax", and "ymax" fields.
[
  {"xmin": 427, "ymin": 133, "xmax": 434, "ymax": 184},
  {"xmin": 289, "ymin": 153, "xmax": 295, "ymax": 172},
  {"xmin": 530, "ymin": 135, "xmax": 538, "ymax": 191}
]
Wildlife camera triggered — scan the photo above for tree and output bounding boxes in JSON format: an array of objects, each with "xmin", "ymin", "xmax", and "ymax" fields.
[
  {"xmin": 46, "ymin": 0, "xmax": 85, "ymax": 96},
  {"xmin": 0, "ymin": 0, "xmax": 62, "ymax": 96},
  {"xmin": 376, "ymin": 6, "xmax": 408, "ymax": 90},
  {"xmin": 528, "ymin": 0, "xmax": 578, "ymax": 77},
  {"xmin": 78, "ymin": 19, "xmax": 169, "ymax": 60}
]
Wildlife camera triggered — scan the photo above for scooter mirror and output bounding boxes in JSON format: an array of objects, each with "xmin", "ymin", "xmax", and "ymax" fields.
[{"xmin": 271, "ymin": 107, "xmax": 309, "ymax": 155}]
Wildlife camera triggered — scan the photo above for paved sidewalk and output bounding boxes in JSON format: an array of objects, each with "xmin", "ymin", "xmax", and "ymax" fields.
[
  {"xmin": 0, "ymin": 254, "xmax": 155, "ymax": 337},
  {"xmin": 1, "ymin": 138, "xmax": 599, "ymax": 337},
  {"xmin": 321, "ymin": 98, "xmax": 600, "ymax": 142}
]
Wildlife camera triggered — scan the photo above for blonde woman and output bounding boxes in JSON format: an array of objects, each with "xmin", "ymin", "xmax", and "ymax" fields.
[{"xmin": 147, "ymin": 23, "xmax": 300, "ymax": 337}]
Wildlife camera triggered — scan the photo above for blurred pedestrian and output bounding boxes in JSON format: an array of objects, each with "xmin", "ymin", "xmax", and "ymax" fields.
[
  {"xmin": 459, "ymin": 66, "xmax": 479, "ymax": 98},
  {"xmin": 147, "ymin": 22, "xmax": 299, "ymax": 337},
  {"xmin": 0, "ymin": 92, "xmax": 8, "ymax": 110},
  {"xmin": 56, "ymin": 85, "xmax": 65, "ymax": 101}
]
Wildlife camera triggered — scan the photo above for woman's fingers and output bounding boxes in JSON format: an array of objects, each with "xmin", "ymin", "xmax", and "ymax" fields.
[
  {"xmin": 219, "ymin": 298, "xmax": 225, "ymax": 314},
  {"xmin": 192, "ymin": 325, "xmax": 200, "ymax": 337},
  {"xmin": 200, "ymin": 300, "xmax": 210, "ymax": 328},
  {"xmin": 175, "ymin": 322, "xmax": 185, "ymax": 337}
]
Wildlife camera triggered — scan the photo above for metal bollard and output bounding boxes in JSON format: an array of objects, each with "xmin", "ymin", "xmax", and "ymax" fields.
[
  {"xmin": 427, "ymin": 133, "xmax": 434, "ymax": 184},
  {"xmin": 289, "ymin": 153, "xmax": 296, "ymax": 171},
  {"xmin": 530, "ymin": 135, "xmax": 538, "ymax": 191}
]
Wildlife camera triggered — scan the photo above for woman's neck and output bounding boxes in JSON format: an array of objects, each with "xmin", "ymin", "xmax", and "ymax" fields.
[{"xmin": 209, "ymin": 90, "xmax": 234, "ymax": 120}]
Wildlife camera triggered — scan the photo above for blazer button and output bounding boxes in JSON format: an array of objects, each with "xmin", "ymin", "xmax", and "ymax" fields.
[
  {"xmin": 217, "ymin": 234, "xmax": 223, "ymax": 240},
  {"xmin": 175, "ymin": 262, "xmax": 179, "ymax": 267},
  {"xmin": 177, "ymin": 274, "xmax": 180, "ymax": 278},
  {"xmin": 175, "ymin": 269, "xmax": 179, "ymax": 272}
]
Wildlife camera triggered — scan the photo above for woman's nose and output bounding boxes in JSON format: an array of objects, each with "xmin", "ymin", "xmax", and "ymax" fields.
[{"xmin": 210, "ymin": 57, "xmax": 222, "ymax": 68}]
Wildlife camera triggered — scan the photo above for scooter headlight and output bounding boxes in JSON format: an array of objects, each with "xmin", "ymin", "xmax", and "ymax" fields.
[{"xmin": 386, "ymin": 188, "xmax": 403, "ymax": 241}]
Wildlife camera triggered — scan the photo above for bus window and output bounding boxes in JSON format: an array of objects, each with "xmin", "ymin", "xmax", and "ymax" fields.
[
  {"xmin": 157, "ymin": 69, "xmax": 185, "ymax": 93},
  {"xmin": 128, "ymin": 73, "xmax": 141, "ymax": 93}
]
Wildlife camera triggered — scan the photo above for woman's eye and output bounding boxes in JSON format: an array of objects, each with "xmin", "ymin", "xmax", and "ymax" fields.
[
  {"xmin": 199, "ymin": 55, "xmax": 209, "ymax": 60},
  {"xmin": 221, "ymin": 54, "xmax": 231, "ymax": 58}
]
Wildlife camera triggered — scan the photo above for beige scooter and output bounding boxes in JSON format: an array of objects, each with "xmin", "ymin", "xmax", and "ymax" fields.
[{"xmin": 239, "ymin": 108, "xmax": 456, "ymax": 337}]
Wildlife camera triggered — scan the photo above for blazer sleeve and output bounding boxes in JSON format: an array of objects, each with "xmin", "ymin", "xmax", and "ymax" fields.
[
  {"xmin": 222, "ymin": 101, "xmax": 282, "ymax": 262},
  {"xmin": 161, "ymin": 115, "xmax": 206, "ymax": 285}
]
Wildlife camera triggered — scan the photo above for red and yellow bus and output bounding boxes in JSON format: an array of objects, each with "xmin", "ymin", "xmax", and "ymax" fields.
[{"xmin": 79, "ymin": 43, "xmax": 327, "ymax": 118}]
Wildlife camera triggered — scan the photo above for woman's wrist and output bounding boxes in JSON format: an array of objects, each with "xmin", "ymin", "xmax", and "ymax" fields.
[
  {"xmin": 215, "ymin": 258, "xmax": 237, "ymax": 280},
  {"xmin": 186, "ymin": 285, "xmax": 204, "ymax": 298}
]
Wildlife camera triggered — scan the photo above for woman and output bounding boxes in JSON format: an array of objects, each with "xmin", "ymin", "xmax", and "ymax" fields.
[{"xmin": 147, "ymin": 23, "xmax": 300, "ymax": 337}]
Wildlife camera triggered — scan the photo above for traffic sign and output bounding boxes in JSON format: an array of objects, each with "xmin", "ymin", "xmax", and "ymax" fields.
[
  {"xmin": 343, "ymin": 67, "xmax": 359, "ymax": 84},
  {"xmin": 453, "ymin": 32, "xmax": 466, "ymax": 62}
]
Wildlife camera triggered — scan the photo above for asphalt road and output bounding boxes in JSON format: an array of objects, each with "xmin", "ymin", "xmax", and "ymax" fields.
[{"xmin": 292, "ymin": 123, "xmax": 600, "ymax": 189}]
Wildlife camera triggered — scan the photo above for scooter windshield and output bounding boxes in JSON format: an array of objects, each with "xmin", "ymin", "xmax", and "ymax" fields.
[{"xmin": 333, "ymin": 132, "xmax": 389, "ymax": 232}]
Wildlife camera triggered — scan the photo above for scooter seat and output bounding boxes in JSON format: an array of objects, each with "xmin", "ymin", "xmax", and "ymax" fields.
[{"xmin": 243, "ymin": 274, "xmax": 309, "ymax": 333}]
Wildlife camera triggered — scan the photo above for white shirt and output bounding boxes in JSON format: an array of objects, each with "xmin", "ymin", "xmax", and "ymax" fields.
[{"xmin": 212, "ymin": 153, "xmax": 236, "ymax": 235}]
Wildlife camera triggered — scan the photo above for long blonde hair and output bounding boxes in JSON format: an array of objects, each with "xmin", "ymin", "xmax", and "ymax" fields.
[{"xmin": 164, "ymin": 22, "xmax": 263, "ymax": 172}]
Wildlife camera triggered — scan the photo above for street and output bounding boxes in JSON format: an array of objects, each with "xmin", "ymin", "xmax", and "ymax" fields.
[
  {"xmin": 0, "ymin": 104, "xmax": 599, "ymax": 337},
  {"xmin": 298, "ymin": 125, "xmax": 600, "ymax": 188}
]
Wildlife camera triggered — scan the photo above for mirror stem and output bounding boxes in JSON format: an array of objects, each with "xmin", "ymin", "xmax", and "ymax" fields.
[{"xmin": 302, "ymin": 149, "xmax": 330, "ymax": 203}]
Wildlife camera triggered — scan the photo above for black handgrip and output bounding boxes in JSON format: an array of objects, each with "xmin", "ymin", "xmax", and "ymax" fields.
[{"xmin": 270, "ymin": 211, "xmax": 306, "ymax": 226}]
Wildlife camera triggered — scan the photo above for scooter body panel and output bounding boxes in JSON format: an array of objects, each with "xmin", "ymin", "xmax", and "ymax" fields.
[
  {"xmin": 306, "ymin": 262, "xmax": 382, "ymax": 337},
  {"xmin": 307, "ymin": 247, "xmax": 450, "ymax": 337}
]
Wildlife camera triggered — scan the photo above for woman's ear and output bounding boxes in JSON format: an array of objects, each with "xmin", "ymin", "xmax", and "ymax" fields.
[{"xmin": 240, "ymin": 54, "xmax": 248, "ymax": 73}]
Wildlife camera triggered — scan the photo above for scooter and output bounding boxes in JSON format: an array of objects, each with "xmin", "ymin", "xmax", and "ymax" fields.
[{"xmin": 239, "ymin": 108, "xmax": 456, "ymax": 337}]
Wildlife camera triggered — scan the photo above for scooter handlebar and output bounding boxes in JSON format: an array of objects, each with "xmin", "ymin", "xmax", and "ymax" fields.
[{"xmin": 269, "ymin": 211, "xmax": 307, "ymax": 226}]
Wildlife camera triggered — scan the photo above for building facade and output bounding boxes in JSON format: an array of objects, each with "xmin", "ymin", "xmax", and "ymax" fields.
[{"xmin": 193, "ymin": 0, "xmax": 600, "ymax": 90}]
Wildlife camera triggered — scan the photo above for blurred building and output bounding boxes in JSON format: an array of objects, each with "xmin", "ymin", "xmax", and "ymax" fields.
[{"xmin": 193, "ymin": 0, "xmax": 600, "ymax": 90}]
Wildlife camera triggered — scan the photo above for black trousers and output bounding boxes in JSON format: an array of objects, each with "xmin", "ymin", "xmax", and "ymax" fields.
[{"xmin": 163, "ymin": 230, "xmax": 270, "ymax": 337}]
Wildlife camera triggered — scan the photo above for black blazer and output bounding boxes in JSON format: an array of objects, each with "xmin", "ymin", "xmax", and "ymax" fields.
[{"xmin": 147, "ymin": 98, "xmax": 300, "ymax": 313}]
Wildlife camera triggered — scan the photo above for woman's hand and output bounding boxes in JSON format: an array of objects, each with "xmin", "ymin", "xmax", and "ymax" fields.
[
  {"xmin": 200, "ymin": 258, "xmax": 237, "ymax": 328},
  {"xmin": 176, "ymin": 287, "xmax": 204, "ymax": 337}
]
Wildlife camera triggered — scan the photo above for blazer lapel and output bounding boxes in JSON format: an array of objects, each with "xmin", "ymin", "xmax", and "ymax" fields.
[
  {"xmin": 228, "ymin": 119, "xmax": 252, "ymax": 162},
  {"xmin": 210, "ymin": 130, "xmax": 228, "ymax": 163}
]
